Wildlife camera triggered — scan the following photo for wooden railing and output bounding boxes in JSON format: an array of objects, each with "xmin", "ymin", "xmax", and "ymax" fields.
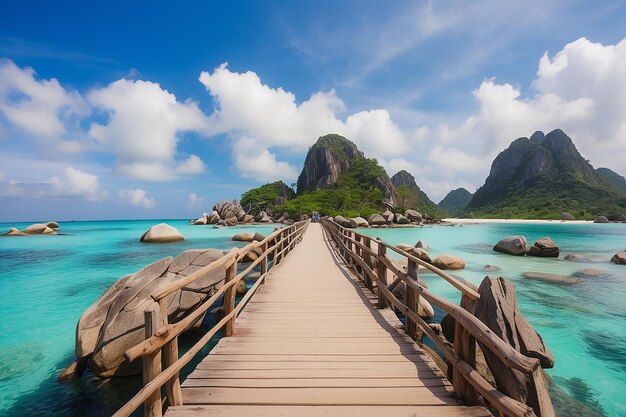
[
  {"xmin": 112, "ymin": 219, "xmax": 311, "ymax": 417},
  {"xmin": 321, "ymin": 219, "xmax": 551, "ymax": 417}
]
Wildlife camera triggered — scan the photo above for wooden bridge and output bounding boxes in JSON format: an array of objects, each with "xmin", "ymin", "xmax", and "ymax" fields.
[{"xmin": 114, "ymin": 220, "xmax": 553, "ymax": 417}]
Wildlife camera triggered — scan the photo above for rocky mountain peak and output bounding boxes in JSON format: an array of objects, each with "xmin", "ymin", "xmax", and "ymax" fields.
[
  {"xmin": 296, "ymin": 134, "xmax": 364, "ymax": 193},
  {"xmin": 390, "ymin": 170, "xmax": 418, "ymax": 189}
]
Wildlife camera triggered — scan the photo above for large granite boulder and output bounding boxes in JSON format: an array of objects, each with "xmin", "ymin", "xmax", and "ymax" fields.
[
  {"xmin": 334, "ymin": 215, "xmax": 352, "ymax": 228},
  {"xmin": 207, "ymin": 211, "xmax": 220, "ymax": 224},
  {"xmin": 415, "ymin": 240, "xmax": 429, "ymax": 249},
  {"xmin": 594, "ymin": 216, "xmax": 609, "ymax": 224},
  {"xmin": 394, "ymin": 213, "xmax": 410, "ymax": 224},
  {"xmin": 47, "ymin": 221, "xmax": 59, "ymax": 230},
  {"xmin": 256, "ymin": 211, "xmax": 273, "ymax": 223},
  {"xmin": 493, "ymin": 236, "xmax": 528, "ymax": 256},
  {"xmin": 82, "ymin": 249, "xmax": 227, "ymax": 377},
  {"xmin": 405, "ymin": 210, "xmax": 422, "ymax": 222},
  {"xmin": 382, "ymin": 210, "xmax": 394, "ymax": 224},
  {"xmin": 411, "ymin": 248, "xmax": 432, "ymax": 263},
  {"xmin": 349, "ymin": 217, "xmax": 369, "ymax": 228},
  {"xmin": 140, "ymin": 223, "xmax": 184, "ymax": 243},
  {"xmin": 611, "ymin": 250, "xmax": 626, "ymax": 265},
  {"xmin": 391, "ymin": 282, "xmax": 435, "ymax": 319},
  {"xmin": 367, "ymin": 214, "xmax": 386, "ymax": 226},
  {"xmin": 432, "ymin": 255, "xmax": 465, "ymax": 270},
  {"xmin": 526, "ymin": 237, "xmax": 559, "ymax": 257},
  {"xmin": 192, "ymin": 217, "xmax": 207, "ymax": 225},
  {"xmin": 23, "ymin": 223, "xmax": 56, "ymax": 235},
  {"xmin": 561, "ymin": 212, "xmax": 575, "ymax": 221},
  {"xmin": 232, "ymin": 232, "xmax": 255, "ymax": 242}
]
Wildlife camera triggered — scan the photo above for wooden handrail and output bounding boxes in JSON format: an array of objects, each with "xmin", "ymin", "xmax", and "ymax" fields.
[
  {"xmin": 114, "ymin": 219, "xmax": 310, "ymax": 417},
  {"xmin": 321, "ymin": 218, "xmax": 543, "ymax": 417}
]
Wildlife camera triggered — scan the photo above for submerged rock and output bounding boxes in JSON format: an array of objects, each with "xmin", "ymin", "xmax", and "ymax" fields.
[
  {"xmin": 483, "ymin": 265, "xmax": 501, "ymax": 272},
  {"xmin": 523, "ymin": 272, "xmax": 584, "ymax": 285},
  {"xmin": 564, "ymin": 253, "xmax": 606, "ymax": 263},
  {"xmin": 493, "ymin": 235, "xmax": 528, "ymax": 256},
  {"xmin": 2, "ymin": 227, "xmax": 26, "ymax": 236},
  {"xmin": 140, "ymin": 223, "xmax": 184, "ymax": 243},
  {"xmin": 571, "ymin": 269, "xmax": 612, "ymax": 279}
]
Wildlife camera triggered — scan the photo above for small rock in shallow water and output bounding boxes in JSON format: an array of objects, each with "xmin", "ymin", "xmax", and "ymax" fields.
[
  {"xmin": 571, "ymin": 269, "xmax": 613, "ymax": 279},
  {"xmin": 564, "ymin": 253, "xmax": 606, "ymax": 263},
  {"xmin": 611, "ymin": 250, "xmax": 626, "ymax": 265},
  {"xmin": 483, "ymin": 265, "xmax": 500, "ymax": 272}
]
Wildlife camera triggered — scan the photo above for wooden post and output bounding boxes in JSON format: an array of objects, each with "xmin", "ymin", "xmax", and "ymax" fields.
[
  {"xmin": 376, "ymin": 240, "xmax": 388, "ymax": 308},
  {"xmin": 260, "ymin": 241, "xmax": 268, "ymax": 278},
  {"xmin": 158, "ymin": 299, "xmax": 182, "ymax": 407},
  {"xmin": 453, "ymin": 294, "xmax": 478, "ymax": 404},
  {"xmin": 405, "ymin": 259, "xmax": 418, "ymax": 340},
  {"xmin": 354, "ymin": 234, "xmax": 362, "ymax": 277},
  {"xmin": 363, "ymin": 237, "xmax": 373, "ymax": 290},
  {"xmin": 143, "ymin": 306, "xmax": 162, "ymax": 417},
  {"xmin": 224, "ymin": 262, "xmax": 237, "ymax": 337}
]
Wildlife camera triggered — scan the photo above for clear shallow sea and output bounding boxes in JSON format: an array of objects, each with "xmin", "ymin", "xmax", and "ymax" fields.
[{"xmin": 0, "ymin": 220, "xmax": 624, "ymax": 416}]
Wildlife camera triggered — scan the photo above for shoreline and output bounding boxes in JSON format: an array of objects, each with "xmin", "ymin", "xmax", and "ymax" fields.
[{"xmin": 443, "ymin": 218, "xmax": 594, "ymax": 225}]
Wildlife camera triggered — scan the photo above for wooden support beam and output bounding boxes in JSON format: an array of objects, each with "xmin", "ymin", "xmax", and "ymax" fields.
[
  {"xmin": 376, "ymin": 240, "xmax": 388, "ymax": 309},
  {"xmin": 224, "ymin": 263, "xmax": 237, "ymax": 337},
  {"xmin": 143, "ymin": 307, "xmax": 162, "ymax": 417}
]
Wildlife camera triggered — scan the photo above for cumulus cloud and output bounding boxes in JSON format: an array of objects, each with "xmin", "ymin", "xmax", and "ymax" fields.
[
  {"xmin": 199, "ymin": 63, "xmax": 409, "ymax": 179},
  {"xmin": 233, "ymin": 137, "xmax": 299, "ymax": 181},
  {"xmin": 176, "ymin": 154, "xmax": 206, "ymax": 174},
  {"xmin": 119, "ymin": 188, "xmax": 155, "ymax": 209},
  {"xmin": 188, "ymin": 192, "xmax": 203, "ymax": 208},
  {"xmin": 432, "ymin": 37, "xmax": 626, "ymax": 176},
  {"xmin": 0, "ymin": 59, "xmax": 87, "ymax": 147},
  {"xmin": 88, "ymin": 79, "xmax": 209, "ymax": 181},
  {"xmin": 0, "ymin": 166, "xmax": 107, "ymax": 201}
]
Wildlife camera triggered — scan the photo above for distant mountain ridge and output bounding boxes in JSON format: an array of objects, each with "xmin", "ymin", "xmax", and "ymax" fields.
[
  {"xmin": 439, "ymin": 188, "xmax": 473, "ymax": 216},
  {"xmin": 466, "ymin": 129, "xmax": 626, "ymax": 218}
]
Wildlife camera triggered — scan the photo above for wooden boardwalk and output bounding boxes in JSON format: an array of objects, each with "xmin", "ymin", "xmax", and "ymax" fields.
[{"xmin": 165, "ymin": 224, "xmax": 492, "ymax": 417}]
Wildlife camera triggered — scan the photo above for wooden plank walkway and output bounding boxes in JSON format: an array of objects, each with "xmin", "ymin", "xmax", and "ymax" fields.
[{"xmin": 165, "ymin": 223, "xmax": 492, "ymax": 417}]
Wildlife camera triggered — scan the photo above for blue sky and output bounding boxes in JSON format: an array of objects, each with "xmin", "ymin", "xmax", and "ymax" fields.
[{"xmin": 1, "ymin": 1, "xmax": 626, "ymax": 221}]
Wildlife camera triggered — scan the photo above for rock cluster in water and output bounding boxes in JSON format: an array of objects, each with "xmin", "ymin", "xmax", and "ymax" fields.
[
  {"xmin": 190, "ymin": 199, "xmax": 296, "ymax": 227},
  {"xmin": 331, "ymin": 209, "xmax": 440, "ymax": 229},
  {"xmin": 493, "ymin": 235, "xmax": 559, "ymax": 257},
  {"xmin": 2, "ymin": 221, "xmax": 59, "ymax": 236}
]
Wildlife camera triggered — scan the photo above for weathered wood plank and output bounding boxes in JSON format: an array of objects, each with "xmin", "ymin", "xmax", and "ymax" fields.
[
  {"xmin": 166, "ymin": 405, "xmax": 493, "ymax": 417},
  {"xmin": 181, "ymin": 378, "xmax": 449, "ymax": 388},
  {"xmin": 180, "ymin": 386, "xmax": 457, "ymax": 405}
]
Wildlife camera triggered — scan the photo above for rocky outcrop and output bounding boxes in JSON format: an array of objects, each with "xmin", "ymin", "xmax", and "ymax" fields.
[
  {"xmin": 526, "ymin": 237, "xmax": 559, "ymax": 258},
  {"xmin": 493, "ymin": 236, "xmax": 528, "ymax": 256},
  {"xmin": 432, "ymin": 255, "xmax": 465, "ymax": 270},
  {"xmin": 297, "ymin": 134, "xmax": 364, "ymax": 193},
  {"xmin": 192, "ymin": 217, "xmax": 207, "ymax": 225},
  {"xmin": 77, "ymin": 249, "xmax": 227, "ymax": 377},
  {"xmin": 594, "ymin": 216, "xmax": 609, "ymax": 223},
  {"xmin": 475, "ymin": 276, "xmax": 555, "ymax": 416},
  {"xmin": 561, "ymin": 212, "xmax": 575, "ymax": 221},
  {"xmin": 207, "ymin": 211, "xmax": 220, "ymax": 224},
  {"xmin": 2, "ymin": 227, "xmax": 27, "ymax": 236},
  {"xmin": 382, "ymin": 210, "xmax": 394, "ymax": 224},
  {"xmin": 140, "ymin": 223, "xmax": 184, "ymax": 243},
  {"xmin": 611, "ymin": 250, "xmax": 626, "ymax": 265}
]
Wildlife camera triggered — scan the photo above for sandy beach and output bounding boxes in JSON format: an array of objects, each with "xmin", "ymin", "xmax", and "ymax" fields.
[{"xmin": 443, "ymin": 218, "xmax": 594, "ymax": 225}]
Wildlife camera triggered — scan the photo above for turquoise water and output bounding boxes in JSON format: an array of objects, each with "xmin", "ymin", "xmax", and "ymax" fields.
[
  {"xmin": 359, "ymin": 222, "xmax": 626, "ymax": 417},
  {"xmin": 0, "ymin": 220, "xmax": 624, "ymax": 416},
  {"xmin": 0, "ymin": 219, "xmax": 279, "ymax": 416}
]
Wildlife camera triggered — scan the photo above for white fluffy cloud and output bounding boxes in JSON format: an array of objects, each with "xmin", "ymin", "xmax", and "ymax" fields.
[
  {"xmin": 431, "ymin": 37, "xmax": 626, "ymax": 176},
  {"xmin": 119, "ymin": 188, "xmax": 155, "ymax": 209},
  {"xmin": 0, "ymin": 59, "xmax": 87, "ymax": 148},
  {"xmin": 176, "ymin": 154, "xmax": 206, "ymax": 174},
  {"xmin": 188, "ymin": 192, "xmax": 203, "ymax": 208},
  {"xmin": 0, "ymin": 166, "xmax": 107, "ymax": 201},
  {"xmin": 88, "ymin": 79, "xmax": 209, "ymax": 180},
  {"xmin": 199, "ymin": 63, "xmax": 409, "ymax": 179}
]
